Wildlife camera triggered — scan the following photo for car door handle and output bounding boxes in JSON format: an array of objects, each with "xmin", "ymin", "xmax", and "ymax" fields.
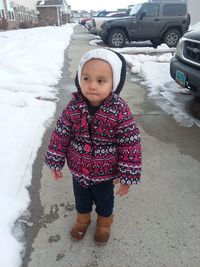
[{"xmin": 154, "ymin": 18, "xmax": 160, "ymax": 21}]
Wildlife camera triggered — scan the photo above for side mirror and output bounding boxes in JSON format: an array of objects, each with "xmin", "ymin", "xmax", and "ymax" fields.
[{"xmin": 140, "ymin": 11, "xmax": 146, "ymax": 20}]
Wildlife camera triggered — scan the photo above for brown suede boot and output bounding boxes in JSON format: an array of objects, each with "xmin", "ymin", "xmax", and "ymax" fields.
[
  {"xmin": 70, "ymin": 212, "xmax": 91, "ymax": 241},
  {"xmin": 94, "ymin": 214, "xmax": 114, "ymax": 245}
]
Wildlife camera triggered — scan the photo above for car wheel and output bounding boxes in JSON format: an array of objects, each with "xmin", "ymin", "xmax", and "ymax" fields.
[
  {"xmin": 107, "ymin": 29, "xmax": 126, "ymax": 48},
  {"xmin": 164, "ymin": 29, "xmax": 181, "ymax": 48}
]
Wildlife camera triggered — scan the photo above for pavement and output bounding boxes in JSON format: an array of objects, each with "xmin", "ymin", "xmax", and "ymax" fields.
[{"xmin": 22, "ymin": 25, "xmax": 200, "ymax": 267}]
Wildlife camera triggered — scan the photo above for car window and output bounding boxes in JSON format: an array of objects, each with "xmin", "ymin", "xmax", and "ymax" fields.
[
  {"xmin": 142, "ymin": 4, "xmax": 160, "ymax": 17},
  {"xmin": 130, "ymin": 4, "xmax": 142, "ymax": 16},
  {"xmin": 163, "ymin": 4, "xmax": 186, "ymax": 16}
]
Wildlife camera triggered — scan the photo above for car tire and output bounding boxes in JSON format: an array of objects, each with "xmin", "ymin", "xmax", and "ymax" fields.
[
  {"xmin": 107, "ymin": 29, "xmax": 126, "ymax": 48},
  {"xmin": 164, "ymin": 29, "xmax": 181, "ymax": 48}
]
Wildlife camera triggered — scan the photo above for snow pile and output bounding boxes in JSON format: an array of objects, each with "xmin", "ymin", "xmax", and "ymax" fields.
[
  {"xmin": 0, "ymin": 24, "xmax": 74, "ymax": 267},
  {"xmin": 190, "ymin": 21, "xmax": 200, "ymax": 30},
  {"xmin": 123, "ymin": 52, "xmax": 200, "ymax": 127}
]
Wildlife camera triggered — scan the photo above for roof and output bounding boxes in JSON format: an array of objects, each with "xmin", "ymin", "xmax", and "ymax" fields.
[{"xmin": 37, "ymin": 0, "xmax": 63, "ymax": 6}]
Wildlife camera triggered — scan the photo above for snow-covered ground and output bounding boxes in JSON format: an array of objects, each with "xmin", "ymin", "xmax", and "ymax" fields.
[
  {"xmin": 0, "ymin": 24, "xmax": 74, "ymax": 267},
  {"xmin": 0, "ymin": 23, "xmax": 199, "ymax": 267}
]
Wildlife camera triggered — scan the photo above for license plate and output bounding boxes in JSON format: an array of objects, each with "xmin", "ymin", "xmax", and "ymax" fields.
[{"xmin": 175, "ymin": 70, "xmax": 186, "ymax": 88}]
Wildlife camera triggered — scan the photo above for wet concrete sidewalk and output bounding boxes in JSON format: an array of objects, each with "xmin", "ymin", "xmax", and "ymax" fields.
[{"xmin": 22, "ymin": 25, "xmax": 200, "ymax": 267}]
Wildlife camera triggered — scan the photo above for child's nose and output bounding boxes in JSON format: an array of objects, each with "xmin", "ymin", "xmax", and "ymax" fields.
[{"xmin": 89, "ymin": 80, "xmax": 97, "ymax": 89}]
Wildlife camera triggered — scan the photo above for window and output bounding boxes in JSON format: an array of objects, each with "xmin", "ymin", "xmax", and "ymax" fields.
[
  {"xmin": 142, "ymin": 4, "xmax": 160, "ymax": 17},
  {"xmin": 17, "ymin": 6, "xmax": 26, "ymax": 22},
  {"xmin": 163, "ymin": 4, "xmax": 186, "ymax": 16},
  {"xmin": 0, "ymin": 9, "xmax": 5, "ymax": 19},
  {"xmin": 130, "ymin": 4, "xmax": 142, "ymax": 16},
  {"xmin": 18, "ymin": 13, "xmax": 24, "ymax": 21},
  {"xmin": 8, "ymin": 11, "xmax": 15, "ymax": 21},
  {"xmin": 16, "ymin": 5, "xmax": 20, "ymax": 12}
]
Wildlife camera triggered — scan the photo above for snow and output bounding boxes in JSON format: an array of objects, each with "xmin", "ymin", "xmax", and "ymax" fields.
[
  {"xmin": 123, "ymin": 49, "xmax": 200, "ymax": 127},
  {"xmin": 190, "ymin": 21, "xmax": 200, "ymax": 31},
  {"xmin": 0, "ymin": 24, "xmax": 74, "ymax": 267},
  {"xmin": 0, "ymin": 22, "xmax": 199, "ymax": 267}
]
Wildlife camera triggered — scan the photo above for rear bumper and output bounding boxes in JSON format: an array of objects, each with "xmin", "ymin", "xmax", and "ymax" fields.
[{"xmin": 170, "ymin": 56, "xmax": 200, "ymax": 94}]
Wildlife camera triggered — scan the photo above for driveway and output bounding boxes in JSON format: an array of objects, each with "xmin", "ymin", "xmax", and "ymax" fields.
[{"xmin": 22, "ymin": 24, "xmax": 200, "ymax": 267}]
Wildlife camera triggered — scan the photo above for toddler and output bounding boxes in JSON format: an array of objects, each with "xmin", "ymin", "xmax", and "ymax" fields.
[{"xmin": 45, "ymin": 48, "xmax": 142, "ymax": 245}]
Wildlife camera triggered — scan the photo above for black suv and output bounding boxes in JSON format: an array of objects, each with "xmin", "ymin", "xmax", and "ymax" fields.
[
  {"xmin": 170, "ymin": 28, "xmax": 200, "ymax": 95},
  {"xmin": 99, "ymin": 0, "xmax": 190, "ymax": 48}
]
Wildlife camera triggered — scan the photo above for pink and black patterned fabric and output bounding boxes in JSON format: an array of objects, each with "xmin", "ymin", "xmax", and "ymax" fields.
[{"xmin": 45, "ymin": 92, "xmax": 142, "ymax": 188}]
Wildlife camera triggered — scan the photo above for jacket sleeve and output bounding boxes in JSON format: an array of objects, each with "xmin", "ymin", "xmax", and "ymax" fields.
[
  {"xmin": 116, "ymin": 104, "xmax": 142, "ymax": 185},
  {"xmin": 44, "ymin": 104, "xmax": 73, "ymax": 171}
]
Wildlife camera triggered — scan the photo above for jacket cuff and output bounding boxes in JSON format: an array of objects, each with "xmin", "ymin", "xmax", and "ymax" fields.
[{"xmin": 44, "ymin": 151, "xmax": 65, "ymax": 171}]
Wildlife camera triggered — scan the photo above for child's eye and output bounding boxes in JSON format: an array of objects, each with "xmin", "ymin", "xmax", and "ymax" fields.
[
  {"xmin": 83, "ymin": 77, "xmax": 89, "ymax": 81},
  {"xmin": 98, "ymin": 79, "xmax": 105, "ymax": 84}
]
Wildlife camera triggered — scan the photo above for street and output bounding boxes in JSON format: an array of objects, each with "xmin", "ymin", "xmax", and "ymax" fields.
[{"xmin": 22, "ymin": 25, "xmax": 200, "ymax": 267}]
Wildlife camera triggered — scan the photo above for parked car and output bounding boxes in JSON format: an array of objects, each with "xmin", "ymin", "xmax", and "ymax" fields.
[
  {"xmin": 85, "ymin": 18, "xmax": 94, "ymax": 31},
  {"xmin": 170, "ymin": 28, "xmax": 200, "ymax": 95},
  {"xmin": 89, "ymin": 11, "xmax": 128, "ymax": 35},
  {"xmin": 93, "ymin": 10, "xmax": 114, "ymax": 17},
  {"xmin": 79, "ymin": 10, "xmax": 113, "ymax": 27},
  {"xmin": 105, "ymin": 12, "xmax": 128, "ymax": 18},
  {"xmin": 99, "ymin": 0, "xmax": 190, "ymax": 48},
  {"xmin": 79, "ymin": 17, "xmax": 91, "ymax": 26}
]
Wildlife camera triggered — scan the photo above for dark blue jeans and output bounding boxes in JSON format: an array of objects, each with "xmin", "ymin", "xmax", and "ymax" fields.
[{"xmin": 72, "ymin": 178, "xmax": 114, "ymax": 217}]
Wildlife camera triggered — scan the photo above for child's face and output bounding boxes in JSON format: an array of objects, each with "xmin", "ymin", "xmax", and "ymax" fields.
[{"xmin": 80, "ymin": 59, "xmax": 113, "ymax": 106}]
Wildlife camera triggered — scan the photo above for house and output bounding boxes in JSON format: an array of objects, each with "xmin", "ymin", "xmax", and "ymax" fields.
[
  {"xmin": 0, "ymin": 0, "xmax": 38, "ymax": 30},
  {"xmin": 36, "ymin": 0, "xmax": 71, "ymax": 26},
  {"xmin": 71, "ymin": 10, "xmax": 81, "ymax": 23},
  {"xmin": 0, "ymin": 0, "xmax": 71, "ymax": 30},
  {"xmin": 80, "ymin": 10, "xmax": 90, "ymax": 19},
  {"xmin": 0, "ymin": 0, "xmax": 7, "ymax": 29}
]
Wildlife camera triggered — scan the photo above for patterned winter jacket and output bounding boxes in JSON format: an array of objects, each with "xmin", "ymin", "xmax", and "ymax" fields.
[{"xmin": 45, "ymin": 92, "xmax": 142, "ymax": 188}]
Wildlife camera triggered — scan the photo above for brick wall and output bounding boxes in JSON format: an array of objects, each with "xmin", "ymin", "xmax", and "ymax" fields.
[
  {"xmin": 62, "ymin": 13, "xmax": 70, "ymax": 24},
  {"xmin": 38, "ymin": 7, "xmax": 58, "ymax": 26}
]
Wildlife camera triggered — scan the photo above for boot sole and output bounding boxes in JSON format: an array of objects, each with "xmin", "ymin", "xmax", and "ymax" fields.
[
  {"xmin": 70, "ymin": 236, "xmax": 83, "ymax": 242},
  {"xmin": 70, "ymin": 230, "xmax": 87, "ymax": 242},
  {"xmin": 70, "ymin": 221, "xmax": 91, "ymax": 241},
  {"xmin": 94, "ymin": 239, "xmax": 108, "ymax": 246}
]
